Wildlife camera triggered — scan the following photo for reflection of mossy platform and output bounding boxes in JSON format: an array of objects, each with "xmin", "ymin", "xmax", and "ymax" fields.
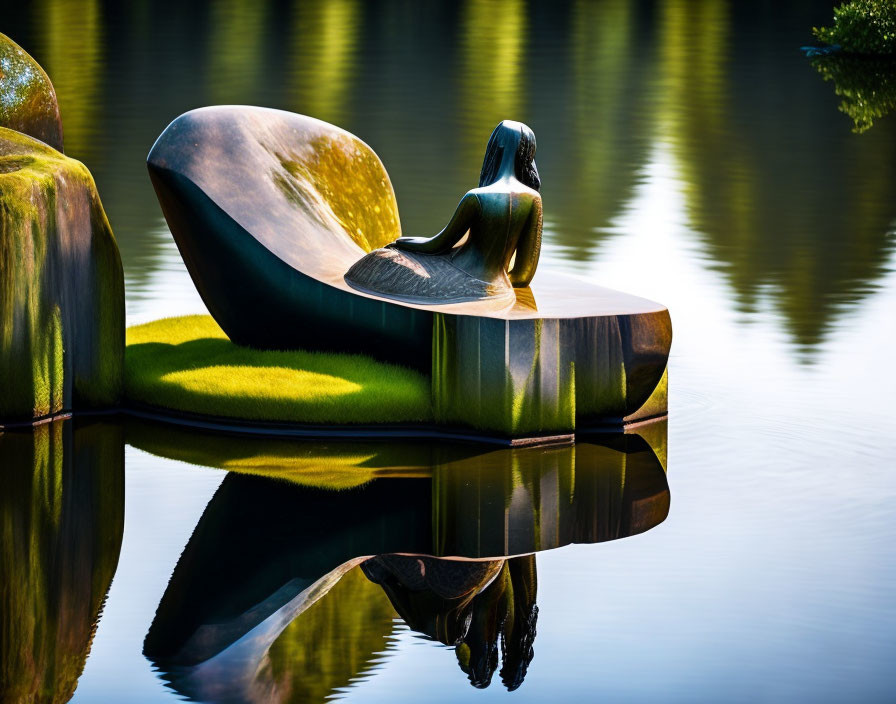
[
  {"xmin": 125, "ymin": 315, "xmax": 432, "ymax": 425},
  {"xmin": 124, "ymin": 417, "xmax": 434, "ymax": 490}
]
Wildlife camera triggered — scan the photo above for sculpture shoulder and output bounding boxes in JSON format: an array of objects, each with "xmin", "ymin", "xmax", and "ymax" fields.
[
  {"xmin": 517, "ymin": 184, "xmax": 542, "ymax": 201},
  {"xmin": 460, "ymin": 189, "xmax": 485, "ymax": 209},
  {"xmin": 467, "ymin": 184, "xmax": 540, "ymax": 207}
]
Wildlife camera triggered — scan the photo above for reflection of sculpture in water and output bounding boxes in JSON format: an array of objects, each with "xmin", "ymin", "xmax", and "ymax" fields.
[
  {"xmin": 362, "ymin": 554, "xmax": 538, "ymax": 691},
  {"xmin": 345, "ymin": 120, "xmax": 543, "ymax": 305},
  {"xmin": 141, "ymin": 433, "xmax": 670, "ymax": 700}
]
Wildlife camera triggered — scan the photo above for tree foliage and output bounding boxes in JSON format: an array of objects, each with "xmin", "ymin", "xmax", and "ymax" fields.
[{"xmin": 813, "ymin": 0, "xmax": 896, "ymax": 54}]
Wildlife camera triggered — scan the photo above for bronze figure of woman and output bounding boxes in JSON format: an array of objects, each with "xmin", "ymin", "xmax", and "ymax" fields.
[{"xmin": 344, "ymin": 120, "xmax": 543, "ymax": 305}]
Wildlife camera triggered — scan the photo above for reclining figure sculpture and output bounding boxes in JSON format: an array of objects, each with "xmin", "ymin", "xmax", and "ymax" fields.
[
  {"xmin": 147, "ymin": 107, "xmax": 671, "ymax": 437},
  {"xmin": 345, "ymin": 120, "xmax": 542, "ymax": 305}
]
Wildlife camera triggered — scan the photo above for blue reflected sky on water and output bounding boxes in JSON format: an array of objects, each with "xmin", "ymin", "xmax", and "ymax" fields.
[{"xmin": 3, "ymin": 0, "xmax": 896, "ymax": 701}]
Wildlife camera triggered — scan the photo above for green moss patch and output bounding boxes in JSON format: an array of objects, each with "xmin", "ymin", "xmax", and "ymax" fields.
[{"xmin": 125, "ymin": 315, "xmax": 432, "ymax": 425}]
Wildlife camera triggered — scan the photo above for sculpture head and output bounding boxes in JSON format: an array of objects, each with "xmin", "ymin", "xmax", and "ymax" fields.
[{"xmin": 478, "ymin": 120, "xmax": 540, "ymax": 192}]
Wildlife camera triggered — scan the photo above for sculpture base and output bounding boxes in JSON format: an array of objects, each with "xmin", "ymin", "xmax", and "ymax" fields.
[{"xmin": 117, "ymin": 314, "xmax": 668, "ymax": 444}]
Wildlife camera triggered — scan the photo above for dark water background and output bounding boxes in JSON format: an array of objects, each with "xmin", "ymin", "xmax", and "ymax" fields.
[{"xmin": 2, "ymin": 0, "xmax": 896, "ymax": 701}]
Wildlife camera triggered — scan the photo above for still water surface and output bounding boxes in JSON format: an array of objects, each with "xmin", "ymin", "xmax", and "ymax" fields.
[{"xmin": 2, "ymin": 0, "xmax": 896, "ymax": 701}]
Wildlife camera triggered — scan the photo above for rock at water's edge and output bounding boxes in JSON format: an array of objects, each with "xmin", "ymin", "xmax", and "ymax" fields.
[
  {"xmin": 0, "ymin": 128, "xmax": 123, "ymax": 421},
  {"xmin": 0, "ymin": 33, "xmax": 64, "ymax": 152}
]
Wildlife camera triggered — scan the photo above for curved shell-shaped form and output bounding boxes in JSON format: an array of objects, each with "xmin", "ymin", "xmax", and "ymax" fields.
[
  {"xmin": 0, "ymin": 33, "xmax": 63, "ymax": 151},
  {"xmin": 147, "ymin": 106, "xmax": 432, "ymax": 364}
]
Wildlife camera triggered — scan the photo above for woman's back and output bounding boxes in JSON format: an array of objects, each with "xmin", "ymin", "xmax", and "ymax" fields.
[{"xmin": 452, "ymin": 186, "xmax": 540, "ymax": 284}]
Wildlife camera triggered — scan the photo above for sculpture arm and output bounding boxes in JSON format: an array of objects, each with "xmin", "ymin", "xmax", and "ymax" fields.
[
  {"xmin": 389, "ymin": 193, "xmax": 479, "ymax": 254},
  {"xmin": 508, "ymin": 197, "xmax": 542, "ymax": 287}
]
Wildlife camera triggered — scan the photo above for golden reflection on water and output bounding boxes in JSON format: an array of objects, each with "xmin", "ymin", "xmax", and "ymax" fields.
[
  {"xmin": 265, "ymin": 566, "xmax": 395, "ymax": 703},
  {"xmin": 287, "ymin": 0, "xmax": 358, "ymax": 126},
  {"xmin": 36, "ymin": 0, "xmax": 102, "ymax": 159},
  {"xmin": 655, "ymin": 0, "xmax": 729, "ymax": 143},
  {"xmin": 655, "ymin": 0, "xmax": 758, "ymax": 302},
  {"xmin": 460, "ymin": 0, "xmax": 527, "ymax": 167},
  {"xmin": 552, "ymin": 0, "xmax": 645, "ymax": 261},
  {"xmin": 207, "ymin": 0, "xmax": 268, "ymax": 104},
  {"xmin": 572, "ymin": 0, "xmax": 634, "ymax": 180}
]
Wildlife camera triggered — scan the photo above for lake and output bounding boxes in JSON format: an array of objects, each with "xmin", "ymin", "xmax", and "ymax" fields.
[{"xmin": 2, "ymin": 0, "xmax": 895, "ymax": 702}]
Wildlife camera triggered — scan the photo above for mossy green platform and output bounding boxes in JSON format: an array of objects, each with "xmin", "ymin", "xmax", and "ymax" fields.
[
  {"xmin": 124, "ymin": 314, "xmax": 669, "ymax": 443},
  {"xmin": 125, "ymin": 315, "xmax": 432, "ymax": 426}
]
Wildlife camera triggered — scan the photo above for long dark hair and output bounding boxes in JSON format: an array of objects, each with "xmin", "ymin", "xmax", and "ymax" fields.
[{"xmin": 478, "ymin": 121, "xmax": 541, "ymax": 192}]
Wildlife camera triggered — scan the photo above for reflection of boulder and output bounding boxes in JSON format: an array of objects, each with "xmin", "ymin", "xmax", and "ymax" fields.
[
  {"xmin": 363, "ymin": 555, "xmax": 538, "ymax": 691},
  {"xmin": 0, "ymin": 128, "xmax": 124, "ymax": 422},
  {"xmin": 0, "ymin": 418, "xmax": 124, "ymax": 704},
  {"xmin": 0, "ymin": 33, "xmax": 63, "ymax": 151}
]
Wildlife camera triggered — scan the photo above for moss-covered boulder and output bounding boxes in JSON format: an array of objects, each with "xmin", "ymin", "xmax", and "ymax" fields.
[
  {"xmin": 0, "ymin": 33, "xmax": 63, "ymax": 151},
  {"xmin": 0, "ymin": 128, "xmax": 123, "ymax": 422}
]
